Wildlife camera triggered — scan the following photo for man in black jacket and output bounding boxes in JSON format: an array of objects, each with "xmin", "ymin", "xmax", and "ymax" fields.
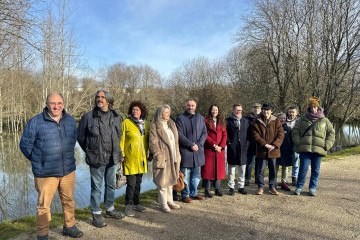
[{"xmin": 77, "ymin": 90, "xmax": 125, "ymax": 228}]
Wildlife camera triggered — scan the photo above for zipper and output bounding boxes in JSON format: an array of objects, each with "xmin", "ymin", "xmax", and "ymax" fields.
[{"xmin": 57, "ymin": 121, "xmax": 65, "ymax": 176}]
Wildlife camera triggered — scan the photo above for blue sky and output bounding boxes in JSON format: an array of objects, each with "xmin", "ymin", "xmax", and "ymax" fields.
[{"xmin": 71, "ymin": 0, "xmax": 252, "ymax": 77}]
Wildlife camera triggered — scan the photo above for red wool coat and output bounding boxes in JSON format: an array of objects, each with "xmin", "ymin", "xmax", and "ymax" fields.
[{"xmin": 201, "ymin": 117, "xmax": 227, "ymax": 180}]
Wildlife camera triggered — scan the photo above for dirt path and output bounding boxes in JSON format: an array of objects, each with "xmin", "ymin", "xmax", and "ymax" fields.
[{"xmin": 13, "ymin": 155, "xmax": 360, "ymax": 240}]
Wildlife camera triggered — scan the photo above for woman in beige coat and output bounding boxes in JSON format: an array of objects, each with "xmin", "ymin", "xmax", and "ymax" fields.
[{"xmin": 149, "ymin": 105, "xmax": 181, "ymax": 213}]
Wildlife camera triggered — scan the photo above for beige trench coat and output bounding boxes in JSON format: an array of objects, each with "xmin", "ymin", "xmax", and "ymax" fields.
[{"xmin": 149, "ymin": 120, "xmax": 181, "ymax": 188}]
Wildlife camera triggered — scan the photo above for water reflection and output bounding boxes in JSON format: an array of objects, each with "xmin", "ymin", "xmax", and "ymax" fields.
[
  {"xmin": 0, "ymin": 134, "xmax": 155, "ymax": 222},
  {"xmin": 0, "ymin": 122, "xmax": 359, "ymax": 222}
]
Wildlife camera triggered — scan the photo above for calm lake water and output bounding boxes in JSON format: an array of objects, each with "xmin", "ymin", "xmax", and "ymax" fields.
[{"xmin": 0, "ymin": 122, "xmax": 359, "ymax": 222}]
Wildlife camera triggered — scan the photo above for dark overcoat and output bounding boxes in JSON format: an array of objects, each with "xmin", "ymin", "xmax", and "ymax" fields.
[
  {"xmin": 226, "ymin": 116, "xmax": 250, "ymax": 165},
  {"xmin": 201, "ymin": 117, "xmax": 227, "ymax": 180},
  {"xmin": 175, "ymin": 111, "xmax": 207, "ymax": 168},
  {"xmin": 277, "ymin": 124, "xmax": 294, "ymax": 166}
]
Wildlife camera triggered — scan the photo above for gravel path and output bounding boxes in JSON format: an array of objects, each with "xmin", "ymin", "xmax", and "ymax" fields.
[{"xmin": 13, "ymin": 155, "xmax": 360, "ymax": 240}]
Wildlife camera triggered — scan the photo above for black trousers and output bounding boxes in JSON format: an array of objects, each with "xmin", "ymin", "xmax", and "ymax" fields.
[{"xmin": 125, "ymin": 174, "xmax": 143, "ymax": 205}]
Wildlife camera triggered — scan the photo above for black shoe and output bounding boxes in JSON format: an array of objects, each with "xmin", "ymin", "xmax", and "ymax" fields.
[
  {"xmin": 173, "ymin": 194, "xmax": 181, "ymax": 201},
  {"xmin": 63, "ymin": 225, "xmax": 84, "ymax": 238},
  {"xmin": 105, "ymin": 209, "xmax": 125, "ymax": 219},
  {"xmin": 215, "ymin": 189, "xmax": 223, "ymax": 196},
  {"xmin": 92, "ymin": 213, "xmax": 107, "ymax": 228},
  {"xmin": 245, "ymin": 180, "xmax": 250, "ymax": 186},
  {"xmin": 204, "ymin": 189, "xmax": 213, "ymax": 198},
  {"xmin": 228, "ymin": 188, "xmax": 235, "ymax": 195},
  {"xmin": 238, "ymin": 188, "xmax": 248, "ymax": 195}
]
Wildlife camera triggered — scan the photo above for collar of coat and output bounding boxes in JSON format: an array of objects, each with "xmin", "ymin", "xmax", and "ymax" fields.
[
  {"xmin": 92, "ymin": 107, "xmax": 119, "ymax": 118},
  {"xmin": 153, "ymin": 119, "xmax": 177, "ymax": 149},
  {"xmin": 256, "ymin": 115, "xmax": 277, "ymax": 127}
]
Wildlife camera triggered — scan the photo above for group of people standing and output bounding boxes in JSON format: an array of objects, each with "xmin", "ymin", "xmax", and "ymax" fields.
[{"xmin": 19, "ymin": 90, "xmax": 335, "ymax": 240}]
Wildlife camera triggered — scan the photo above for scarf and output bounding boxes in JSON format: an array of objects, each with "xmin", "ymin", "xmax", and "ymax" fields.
[
  {"xmin": 130, "ymin": 116, "xmax": 145, "ymax": 136},
  {"xmin": 306, "ymin": 107, "xmax": 324, "ymax": 122},
  {"xmin": 230, "ymin": 113, "xmax": 241, "ymax": 130}
]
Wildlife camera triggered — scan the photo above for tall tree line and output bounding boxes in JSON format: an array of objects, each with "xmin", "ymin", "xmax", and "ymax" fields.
[{"xmin": 0, "ymin": 0, "xmax": 359, "ymax": 135}]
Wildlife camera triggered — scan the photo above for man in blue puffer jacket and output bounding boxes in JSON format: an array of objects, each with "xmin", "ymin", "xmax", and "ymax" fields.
[{"xmin": 20, "ymin": 93, "xmax": 83, "ymax": 240}]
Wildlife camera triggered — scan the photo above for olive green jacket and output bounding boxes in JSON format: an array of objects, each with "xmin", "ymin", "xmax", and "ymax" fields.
[{"xmin": 292, "ymin": 114, "xmax": 335, "ymax": 156}]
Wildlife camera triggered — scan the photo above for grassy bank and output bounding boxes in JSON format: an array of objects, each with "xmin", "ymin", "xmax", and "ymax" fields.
[{"xmin": 1, "ymin": 145, "xmax": 359, "ymax": 240}]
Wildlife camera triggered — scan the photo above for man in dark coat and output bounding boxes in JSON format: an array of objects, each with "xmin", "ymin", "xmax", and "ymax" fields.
[
  {"xmin": 245, "ymin": 103, "xmax": 261, "ymax": 186},
  {"xmin": 226, "ymin": 104, "xmax": 250, "ymax": 195},
  {"xmin": 250, "ymin": 103, "xmax": 284, "ymax": 195},
  {"xmin": 175, "ymin": 99, "xmax": 207, "ymax": 203},
  {"xmin": 77, "ymin": 89, "xmax": 125, "ymax": 228},
  {"xmin": 20, "ymin": 93, "xmax": 83, "ymax": 240}
]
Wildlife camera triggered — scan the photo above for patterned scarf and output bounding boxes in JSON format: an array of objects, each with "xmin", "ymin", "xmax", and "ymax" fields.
[{"xmin": 130, "ymin": 116, "xmax": 145, "ymax": 136}]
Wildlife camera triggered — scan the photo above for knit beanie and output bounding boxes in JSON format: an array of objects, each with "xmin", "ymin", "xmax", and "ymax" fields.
[{"xmin": 308, "ymin": 96, "xmax": 320, "ymax": 108}]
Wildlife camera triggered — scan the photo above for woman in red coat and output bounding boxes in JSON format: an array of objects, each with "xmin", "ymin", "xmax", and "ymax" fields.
[{"xmin": 201, "ymin": 104, "xmax": 227, "ymax": 197}]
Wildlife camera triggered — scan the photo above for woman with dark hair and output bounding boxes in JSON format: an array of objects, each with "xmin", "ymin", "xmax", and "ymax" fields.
[
  {"xmin": 121, "ymin": 101, "xmax": 150, "ymax": 217},
  {"xmin": 201, "ymin": 104, "xmax": 227, "ymax": 197},
  {"xmin": 292, "ymin": 97, "xmax": 335, "ymax": 196}
]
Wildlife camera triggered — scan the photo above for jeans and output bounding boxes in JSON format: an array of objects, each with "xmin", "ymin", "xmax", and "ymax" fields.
[
  {"xmin": 125, "ymin": 174, "xmax": 143, "ymax": 205},
  {"xmin": 245, "ymin": 155, "xmax": 256, "ymax": 180},
  {"xmin": 90, "ymin": 161, "xmax": 118, "ymax": 213},
  {"xmin": 181, "ymin": 167, "xmax": 201, "ymax": 197},
  {"xmin": 255, "ymin": 158, "xmax": 277, "ymax": 189},
  {"xmin": 296, "ymin": 153, "xmax": 322, "ymax": 190},
  {"xmin": 292, "ymin": 153, "xmax": 299, "ymax": 178}
]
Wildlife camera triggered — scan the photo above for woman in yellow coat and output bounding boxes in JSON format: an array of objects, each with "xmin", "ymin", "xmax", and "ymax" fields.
[{"xmin": 121, "ymin": 101, "xmax": 150, "ymax": 217}]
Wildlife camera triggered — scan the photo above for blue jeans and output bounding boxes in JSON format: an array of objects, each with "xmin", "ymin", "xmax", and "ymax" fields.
[
  {"xmin": 292, "ymin": 153, "xmax": 299, "ymax": 178},
  {"xmin": 245, "ymin": 155, "xmax": 256, "ymax": 180},
  {"xmin": 90, "ymin": 161, "xmax": 118, "ymax": 213},
  {"xmin": 181, "ymin": 167, "xmax": 200, "ymax": 197},
  {"xmin": 296, "ymin": 153, "xmax": 322, "ymax": 190}
]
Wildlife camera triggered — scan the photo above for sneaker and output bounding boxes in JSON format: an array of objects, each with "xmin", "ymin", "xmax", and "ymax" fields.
[
  {"xmin": 256, "ymin": 188, "xmax": 264, "ymax": 195},
  {"xmin": 37, "ymin": 235, "xmax": 48, "ymax": 240},
  {"xmin": 167, "ymin": 201, "xmax": 180, "ymax": 209},
  {"xmin": 133, "ymin": 204, "xmax": 146, "ymax": 212},
  {"xmin": 280, "ymin": 182, "xmax": 291, "ymax": 191},
  {"xmin": 105, "ymin": 209, "xmax": 125, "ymax": 219},
  {"xmin": 309, "ymin": 188, "xmax": 316, "ymax": 196},
  {"xmin": 161, "ymin": 204, "xmax": 171, "ymax": 213},
  {"xmin": 228, "ymin": 188, "xmax": 235, "ymax": 196},
  {"xmin": 238, "ymin": 188, "xmax": 248, "ymax": 195},
  {"xmin": 92, "ymin": 213, "xmax": 107, "ymax": 228},
  {"xmin": 125, "ymin": 205, "xmax": 135, "ymax": 217},
  {"xmin": 62, "ymin": 224, "xmax": 84, "ymax": 238},
  {"xmin": 204, "ymin": 189, "xmax": 213, "ymax": 198},
  {"xmin": 245, "ymin": 179, "xmax": 250, "ymax": 186},
  {"xmin": 294, "ymin": 188, "xmax": 302, "ymax": 196},
  {"xmin": 215, "ymin": 189, "xmax": 223, "ymax": 196},
  {"xmin": 292, "ymin": 177, "xmax": 297, "ymax": 186},
  {"xmin": 269, "ymin": 188, "xmax": 279, "ymax": 195}
]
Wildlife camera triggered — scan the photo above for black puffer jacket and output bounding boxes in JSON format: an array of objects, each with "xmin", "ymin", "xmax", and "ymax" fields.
[{"xmin": 77, "ymin": 108, "xmax": 123, "ymax": 166}]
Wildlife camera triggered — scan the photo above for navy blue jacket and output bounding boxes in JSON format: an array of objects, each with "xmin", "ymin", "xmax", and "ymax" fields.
[
  {"xmin": 277, "ymin": 124, "xmax": 295, "ymax": 166},
  {"xmin": 20, "ymin": 108, "xmax": 77, "ymax": 177},
  {"xmin": 175, "ymin": 111, "xmax": 207, "ymax": 168},
  {"xmin": 226, "ymin": 116, "xmax": 250, "ymax": 165}
]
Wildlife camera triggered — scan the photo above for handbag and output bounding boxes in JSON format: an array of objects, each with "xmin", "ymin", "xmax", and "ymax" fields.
[
  {"xmin": 173, "ymin": 171, "xmax": 185, "ymax": 192},
  {"xmin": 115, "ymin": 163, "xmax": 127, "ymax": 189}
]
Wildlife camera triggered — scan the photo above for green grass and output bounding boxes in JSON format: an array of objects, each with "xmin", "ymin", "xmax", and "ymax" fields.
[
  {"xmin": 1, "ymin": 145, "xmax": 359, "ymax": 239},
  {"xmin": 323, "ymin": 145, "xmax": 360, "ymax": 161}
]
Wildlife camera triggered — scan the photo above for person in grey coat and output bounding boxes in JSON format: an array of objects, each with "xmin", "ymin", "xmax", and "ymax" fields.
[{"xmin": 175, "ymin": 99, "xmax": 207, "ymax": 203}]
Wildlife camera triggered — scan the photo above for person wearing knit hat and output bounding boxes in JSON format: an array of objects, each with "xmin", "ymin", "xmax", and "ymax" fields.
[{"xmin": 291, "ymin": 97, "xmax": 335, "ymax": 196}]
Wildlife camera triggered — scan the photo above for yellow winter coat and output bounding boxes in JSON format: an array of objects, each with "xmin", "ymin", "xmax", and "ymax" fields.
[{"xmin": 120, "ymin": 118, "xmax": 150, "ymax": 175}]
